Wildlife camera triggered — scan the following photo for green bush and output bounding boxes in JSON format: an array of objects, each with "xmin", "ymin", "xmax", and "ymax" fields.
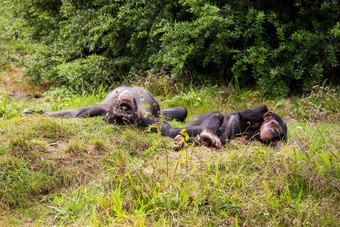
[
  {"xmin": 7, "ymin": 0, "xmax": 340, "ymax": 96},
  {"xmin": 56, "ymin": 54, "xmax": 111, "ymax": 92}
]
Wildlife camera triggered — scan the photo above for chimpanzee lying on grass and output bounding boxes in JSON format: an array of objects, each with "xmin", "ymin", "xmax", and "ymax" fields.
[
  {"xmin": 22, "ymin": 87, "xmax": 286, "ymax": 150},
  {"xmin": 173, "ymin": 105, "xmax": 287, "ymax": 150},
  {"xmin": 21, "ymin": 86, "xmax": 188, "ymax": 136}
]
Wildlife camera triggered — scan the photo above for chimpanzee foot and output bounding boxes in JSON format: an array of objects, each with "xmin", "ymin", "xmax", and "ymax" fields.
[
  {"xmin": 200, "ymin": 129, "xmax": 222, "ymax": 149},
  {"xmin": 192, "ymin": 134, "xmax": 209, "ymax": 146},
  {"xmin": 173, "ymin": 135, "xmax": 185, "ymax": 151},
  {"xmin": 21, "ymin": 109, "xmax": 36, "ymax": 116}
]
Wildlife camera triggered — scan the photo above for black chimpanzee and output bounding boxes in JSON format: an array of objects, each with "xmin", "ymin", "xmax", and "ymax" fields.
[
  {"xmin": 172, "ymin": 105, "xmax": 287, "ymax": 150},
  {"xmin": 21, "ymin": 86, "xmax": 188, "ymax": 133},
  {"xmin": 252, "ymin": 111, "xmax": 288, "ymax": 150}
]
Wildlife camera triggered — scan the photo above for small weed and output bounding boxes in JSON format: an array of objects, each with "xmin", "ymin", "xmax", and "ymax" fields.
[
  {"xmin": 0, "ymin": 97, "xmax": 7, "ymax": 118},
  {"xmin": 290, "ymin": 85, "xmax": 339, "ymax": 121},
  {"xmin": 65, "ymin": 140, "xmax": 88, "ymax": 154},
  {"xmin": 92, "ymin": 139, "xmax": 106, "ymax": 151}
]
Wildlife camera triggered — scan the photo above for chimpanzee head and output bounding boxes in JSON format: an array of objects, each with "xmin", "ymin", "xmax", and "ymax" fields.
[
  {"xmin": 105, "ymin": 90, "xmax": 139, "ymax": 124},
  {"xmin": 259, "ymin": 111, "xmax": 284, "ymax": 142}
]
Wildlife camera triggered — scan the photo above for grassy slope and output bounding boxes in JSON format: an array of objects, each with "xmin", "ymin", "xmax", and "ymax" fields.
[{"xmin": 0, "ymin": 68, "xmax": 339, "ymax": 226}]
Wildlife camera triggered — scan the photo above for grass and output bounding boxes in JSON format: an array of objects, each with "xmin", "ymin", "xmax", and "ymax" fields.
[{"xmin": 0, "ymin": 67, "xmax": 339, "ymax": 226}]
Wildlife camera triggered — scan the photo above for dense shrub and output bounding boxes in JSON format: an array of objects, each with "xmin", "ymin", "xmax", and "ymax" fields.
[{"xmin": 7, "ymin": 0, "xmax": 340, "ymax": 96}]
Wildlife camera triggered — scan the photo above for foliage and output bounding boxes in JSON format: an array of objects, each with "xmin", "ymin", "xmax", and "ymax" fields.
[
  {"xmin": 3, "ymin": 0, "xmax": 339, "ymax": 96},
  {"xmin": 0, "ymin": 1, "xmax": 28, "ymax": 67}
]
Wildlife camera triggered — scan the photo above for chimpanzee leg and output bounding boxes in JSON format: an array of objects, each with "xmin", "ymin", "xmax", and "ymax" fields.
[
  {"xmin": 173, "ymin": 112, "xmax": 224, "ymax": 139},
  {"xmin": 199, "ymin": 112, "xmax": 224, "ymax": 131},
  {"xmin": 159, "ymin": 107, "xmax": 187, "ymax": 122},
  {"xmin": 172, "ymin": 113, "xmax": 224, "ymax": 150},
  {"xmin": 217, "ymin": 114, "xmax": 243, "ymax": 141},
  {"xmin": 74, "ymin": 104, "xmax": 109, "ymax": 117},
  {"xmin": 165, "ymin": 112, "xmax": 224, "ymax": 138}
]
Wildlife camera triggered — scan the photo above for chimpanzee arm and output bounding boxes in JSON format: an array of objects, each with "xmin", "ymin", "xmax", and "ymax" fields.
[
  {"xmin": 21, "ymin": 108, "xmax": 75, "ymax": 117},
  {"xmin": 21, "ymin": 104, "xmax": 110, "ymax": 118},
  {"xmin": 272, "ymin": 113, "xmax": 288, "ymax": 141}
]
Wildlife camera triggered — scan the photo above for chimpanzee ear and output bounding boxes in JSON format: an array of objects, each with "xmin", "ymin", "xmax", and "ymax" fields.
[{"xmin": 263, "ymin": 111, "xmax": 273, "ymax": 120}]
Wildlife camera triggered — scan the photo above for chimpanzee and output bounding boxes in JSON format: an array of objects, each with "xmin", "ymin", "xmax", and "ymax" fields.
[
  {"xmin": 21, "ymin": 88, "xmax": 287, "ymax": 150},
  {"xmin": 172, "ymin": 105, "xmax": 287, "ymax": 150},
  {"xmin": 21, "ymin": 86, "xmax": 188, "ymax": 130},
  {"xmin": 252, "ymin": 111, "xmax": 287, "ymax": 150}
]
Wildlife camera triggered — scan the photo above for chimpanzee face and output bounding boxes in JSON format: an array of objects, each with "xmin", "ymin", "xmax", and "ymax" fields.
[
  {"xmin": 105, "ymin": 100, "xmax": 138, "ymax": 124},
  {"xmin": 259, "ymin": 119, "xmax": 283, "ymax": 142},
  {"xmin": 105, "ymin": 91, "xmax": 138, "ymax": 125}
]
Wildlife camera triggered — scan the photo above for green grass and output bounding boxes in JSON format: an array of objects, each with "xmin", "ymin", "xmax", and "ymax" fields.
[{"xmin": 0, "ymin": 68, "xmax": 339, "ymax": 226}]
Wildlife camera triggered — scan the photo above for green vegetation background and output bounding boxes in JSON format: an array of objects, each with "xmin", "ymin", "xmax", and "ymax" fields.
[
  {"xmin": 2, "ymin": 0, "xmax": 340, "ymax": 96},
  {"xmin": 0, "ymin": 0, "xmax": 339, "ymax": 226}
]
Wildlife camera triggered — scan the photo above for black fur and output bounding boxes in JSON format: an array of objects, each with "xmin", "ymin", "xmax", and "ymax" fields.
[
  {"xmin": 21, "ymin": 86, "xmax": 188, "ymax": 137},
  {"xmin": 173, "ymin": 105, "xmax": 287, "ymax": 149}
]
